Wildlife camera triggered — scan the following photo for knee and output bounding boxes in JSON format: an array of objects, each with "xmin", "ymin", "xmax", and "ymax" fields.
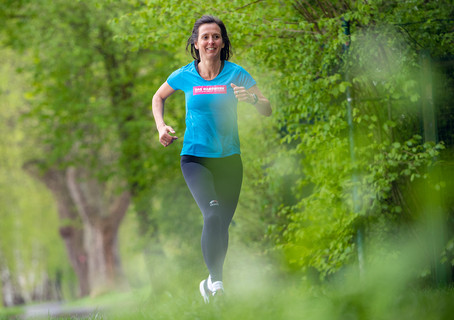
[{"xmin": 203, "ymin": 202, "xmax": 222, "ymax": 229}]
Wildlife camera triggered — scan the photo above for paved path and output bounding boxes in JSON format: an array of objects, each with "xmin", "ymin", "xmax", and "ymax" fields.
[{"xmin": 22, "ymin": 302, "xmax": 100, "ymax": 319}]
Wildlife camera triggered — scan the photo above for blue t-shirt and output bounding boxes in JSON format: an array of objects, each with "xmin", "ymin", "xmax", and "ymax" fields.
[{"xmin": 167, "ymin": 61, "xmax": 256, "ymax": 158}]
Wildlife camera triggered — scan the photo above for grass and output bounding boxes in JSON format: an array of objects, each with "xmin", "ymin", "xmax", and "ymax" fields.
[
  {"xmin": 2, "ymin": 272, "xmax": 454, "ymax": 320},
  {"xmin": 32, "ymin": 283, "xmax": 453, "ymax": 320},
  {"xmin": 0, "ymin": 305, "xmax": 24, "ymax": 320},
  {"xmin": 3, "ymin": 236, "xmax": 454, "ymax": 320},
  {"xmin": 9, "ymin": 272, "xmax": 453, "ymax": 320}
]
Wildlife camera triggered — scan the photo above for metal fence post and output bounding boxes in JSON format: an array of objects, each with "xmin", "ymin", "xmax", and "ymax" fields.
[
  {"xmin": 342, "ymin": 18, "xmax": 365, "ymax": 277},
  {"xmin": 420, "ymin": 50, "xmax": 438, "ymax": 143},
  {"xmin": 420, "ymin": 50, "xmax": 448, "ymax": 286}
]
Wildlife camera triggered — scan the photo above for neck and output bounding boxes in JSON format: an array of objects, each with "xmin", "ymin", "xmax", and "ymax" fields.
[{"xmin": 198, "ymin": 59, "xmax": 222, "ymax": 80}]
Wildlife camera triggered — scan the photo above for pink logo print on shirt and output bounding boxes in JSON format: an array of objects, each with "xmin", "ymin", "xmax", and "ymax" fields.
[{"xmin": 193, "ymin": 85, "xmax": 227, "ymax": 95}]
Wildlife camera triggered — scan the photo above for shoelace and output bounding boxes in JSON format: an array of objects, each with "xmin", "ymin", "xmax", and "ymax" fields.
[{"xmin": 211, "ymin": 281, "xmax": 224, "ymax": 295}]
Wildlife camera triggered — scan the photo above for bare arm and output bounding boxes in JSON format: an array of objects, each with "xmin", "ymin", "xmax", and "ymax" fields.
[
  {"xmin": 230, "ymin": 83, "xmax": 272, "ymax": 117},
  {"xmin": 152, "ymin": 81, "xmax": 178, "ymax": 147}
]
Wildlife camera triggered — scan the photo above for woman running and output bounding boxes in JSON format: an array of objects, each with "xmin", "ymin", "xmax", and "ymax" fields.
[{"xmin": 152, "ymin": 15, "xmax": 271, "ymax": 303}]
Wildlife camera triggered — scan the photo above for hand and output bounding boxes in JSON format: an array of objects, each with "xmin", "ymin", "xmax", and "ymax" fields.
[
  {"xmin": 158, "ymin": 124, "xmax": 178, "ymax": 147},
  {"xmin": 231, "ymin": 83, "xmax": 255, "ymax": 104}
]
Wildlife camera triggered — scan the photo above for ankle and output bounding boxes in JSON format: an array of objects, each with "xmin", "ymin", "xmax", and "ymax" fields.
[
  {"xmin": 211, "ymin": 281, "xmax": 224, "ymax": 293},
  {"xmin": 207, "ymin": 275, "xmax": 223, "ymax": 293}
]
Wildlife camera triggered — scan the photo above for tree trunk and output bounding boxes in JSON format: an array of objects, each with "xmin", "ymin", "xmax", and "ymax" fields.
[
  {"xmin": 66, "ymin": 166, "xmax": 130, "ymax": 295},
  {"xmin": 1, "ymin": 262, "xmax": 16, "ymax": 307},
  {"xmin": 23, "ymin": 161, "xmax": 90, "ymax": 297},
  {"xmin": 97, "ymin": 25, "xmax": 167, "ymax": 293},
  {"xmin": 23, "ymin": 162, "xmax": 130, "ymax": 296}
]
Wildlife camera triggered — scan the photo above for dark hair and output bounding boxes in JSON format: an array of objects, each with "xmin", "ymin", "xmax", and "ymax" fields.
[{"xmin": 186, "ymin": 15, "xmax": 232, "ymax": 61}]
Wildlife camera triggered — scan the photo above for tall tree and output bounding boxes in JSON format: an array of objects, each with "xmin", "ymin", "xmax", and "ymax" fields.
[
  {"xmin": 119, "ymin": 0, "xmax": 453, "ymax": 280},
  {"xmin": 1, "ymin": 0, "xmax": 177, "ymax": 295},
  {"xmin": 0, "ymin": 48, "xmax": 66, "ymax": 305}
]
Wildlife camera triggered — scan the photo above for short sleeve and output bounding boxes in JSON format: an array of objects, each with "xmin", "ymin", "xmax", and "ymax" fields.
[
  {"xmin": 166, "ymin": 68, "xmax": 183, "ymax": 91},
  {"xmin": 237, "ymin": 66, "xmax": 257, "ymax": 90}
]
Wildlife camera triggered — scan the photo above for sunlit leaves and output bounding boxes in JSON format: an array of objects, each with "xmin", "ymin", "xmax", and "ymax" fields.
[
  {"xmin": 0, "ymin": 48, "xmax": 66, "ymax": 289},
  {"xmin": 155, "ymin": 1, "xmax": 449, "ymax": 277},
  {"xmin": 3, "ymin": 0, "xmax": 451, "ymax": 283},
  {"xmin": 94, "ymin": 0, "xmax": 454, "ymax": 278}
]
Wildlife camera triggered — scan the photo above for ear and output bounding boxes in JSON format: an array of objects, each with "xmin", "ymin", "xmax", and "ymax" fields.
[{"xmin": 194, "ymin": 41, "xmax": 199, "ymax": 50}]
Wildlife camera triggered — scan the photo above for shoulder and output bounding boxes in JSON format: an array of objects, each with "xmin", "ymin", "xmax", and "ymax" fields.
[
  {"xmin": 180, "ymin": 61, "xmax": 196, "ymax": 72},
  {"xmin": 224, "ymin": 61, "xmax": 256, "ymax": 88},
  {"xmin": 224, "ymin": 61, "xmax": 244, "ymax": 71},
  {"xmin": 169, "ymin": 61, "xmax": 196, "ymax": 78},
  {"xmin": 224, "ymin": 61, "xmax": 251, "ymax": 75}
]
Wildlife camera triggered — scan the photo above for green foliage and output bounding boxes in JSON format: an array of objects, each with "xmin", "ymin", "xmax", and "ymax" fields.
[
  {"xmin": 0, "ymin": 47, "xmax": 68, "ymax": 294},
  {"xmin": 117, "ymin": 0, "xmax": 453, "ymax": 279},
  {"xmin": 2, "ymin": 0, "xmax": 185, "ymax": 188},
  {"xmin": 2, "ymin": 0, "xmax": 189, "ymax": 232},
  {"xmin": 1, "ymin": 0, "xmax": 188, "ymax": 299},
  {"xmin": 2, "ymin": 0, "xmax": 453, "ymax": 301},
  {"xmin": 12, "ymin": 239, "xmax": 454, "ymax": 320}
]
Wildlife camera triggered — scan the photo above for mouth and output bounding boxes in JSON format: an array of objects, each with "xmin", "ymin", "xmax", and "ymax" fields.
[{"xmin": 206, "ymin": 47, "xmax": 217, "ymax": 52}]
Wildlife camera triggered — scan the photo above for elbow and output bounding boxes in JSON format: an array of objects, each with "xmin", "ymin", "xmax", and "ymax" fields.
[
  {"xmin": 152, "ymin": 94, "xmax": 164, "ymax": 109},
  {"xmin": 152, "ymin": 93, "xmax": 160, "ymax": 104},
  {"xmin": 263, "ymin": 102, "xmax": 272, "ymax": 117},
  {"xmin": 266, "ymin": 105, "xmax": 272, "ymax": 117}
]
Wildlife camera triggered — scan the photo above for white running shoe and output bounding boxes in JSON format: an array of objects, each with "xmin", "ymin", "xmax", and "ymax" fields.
[
  {"xmin": 199, "ymin": 279, "xmax": 212, "ymax": 303},
  {"xmin": 211, "ymin": 281, "xmax": 224, "ymax": 296},
  {"xmin": 200, "ymin": 277, "xmax": 224, "ymax": 303}
]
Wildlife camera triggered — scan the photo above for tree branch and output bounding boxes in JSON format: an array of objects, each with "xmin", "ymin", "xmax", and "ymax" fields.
[
  {"xmin": 397, "ymin": 25, "xmax": 424, "ymax": 49},
  {"xmin": 109, "ymin": 191, "xmax": 131, "ymax": 226},
  {"xmin": 315, "ymin": 0, "xmax": 331, "ymax": 18},
  {"xmin": 293, "ymin": 1, "xmax": 323, "ymax": 34},
  {"xmin": 234, "ymin": 0, "xmax": 264, "ymax": 11},
  {"xmin": 66, "ymin": 167, "xmax": 94, "ymax": 225},
  {"xmin": 324, "ymin": 0, "xmax": 339, "ymax": 17}
]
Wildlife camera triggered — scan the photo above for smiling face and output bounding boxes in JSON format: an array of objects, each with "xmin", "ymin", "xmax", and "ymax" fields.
[{"xmin": 194, "ymin": 23, "xmax": 225, "ymax": 62}]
